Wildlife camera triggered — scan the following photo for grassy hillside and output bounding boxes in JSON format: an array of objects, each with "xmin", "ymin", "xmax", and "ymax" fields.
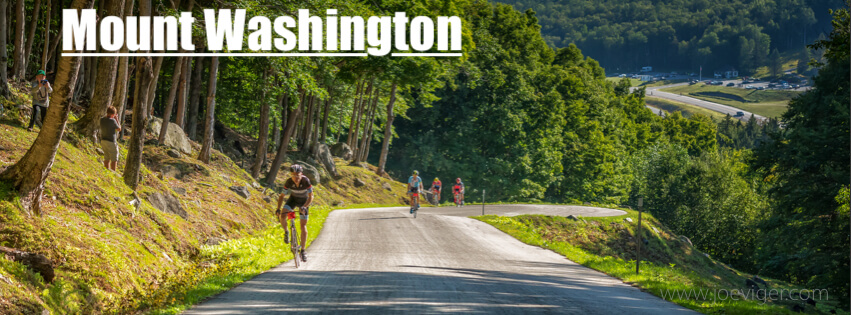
[
  {"xmin": 478, "ymin": 212, "xmax": 841, "ymax": 314},
  {"xmin": 660, "ymin": 84, "xmax": 801, "ymax": 118},
  {"xmin": 0, "ymin": 87, "xmax": 407, "ymax": 314},
  {"xmin": 645, "ymin": 97, "xmax": 727, "ymax": 121}
]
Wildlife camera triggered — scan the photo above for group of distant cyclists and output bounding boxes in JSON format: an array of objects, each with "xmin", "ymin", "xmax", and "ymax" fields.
[
  {"xmin": 271, "ymin": 164, "xmax": 468, "ymax": 263},
  {"xmin": 406, "ymin": 170, "xmax": 465, "ymax": 213}
]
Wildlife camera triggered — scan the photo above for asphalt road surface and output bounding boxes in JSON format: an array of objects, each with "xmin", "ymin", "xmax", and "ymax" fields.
[
  {"xmin": 185, "ymin": 205, "xmax": 693, "ymax": 314},
  {"xmin": 641, "ymin": 83, "xmax": 766, "ymax": 122}
]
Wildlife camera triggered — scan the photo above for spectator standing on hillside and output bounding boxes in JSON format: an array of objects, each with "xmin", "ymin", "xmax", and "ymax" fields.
[
  {"xmin": 27, "ymin": 70, "xmax": 52, "ymax": 132},
  {"xmin": 100, "ymin": 106, "xmax": 122, "ymax": 171}
]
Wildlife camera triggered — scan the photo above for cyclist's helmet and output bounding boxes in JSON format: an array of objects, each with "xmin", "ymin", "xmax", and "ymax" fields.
[
  {"xmin": 434, "ymin": 177, "xmax": 440, "ymax": 181},
  {"xmin": 456, "ymin": 178, "xmax": 461, "ymax": 183},
  {"xmin": 413, "ymin": 170, "xmax": 419, "ymax": 175},
  {"xmin": 290, "ymin": 164, "xmax": 303, "ymax": 173}
]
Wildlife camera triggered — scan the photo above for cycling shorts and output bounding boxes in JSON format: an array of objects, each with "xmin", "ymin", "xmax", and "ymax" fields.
[{"xmin": 283, "ymin": 196, "xmax": 309, "ymax": 220}]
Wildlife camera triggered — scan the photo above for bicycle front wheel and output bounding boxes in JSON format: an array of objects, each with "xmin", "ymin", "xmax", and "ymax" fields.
[{"xmin": 290, "ymin": 222, "xmax": 300, "ymax": 268}]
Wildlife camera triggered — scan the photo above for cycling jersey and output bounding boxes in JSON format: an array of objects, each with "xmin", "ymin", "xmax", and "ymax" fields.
[
  {"xmin": 453, "ymin": 182, "xmax": 465, "ymax": 194},
  {"xmin": 284, "ymin": 175, "xmax": 313, "ymax": 198},
  {"xmin": 408, "ymin": 175, "xmax": 422, "ymax": 190},
  {"xmin": 432, "ymin": 180, "xmax": 442, "ymax": 191}
]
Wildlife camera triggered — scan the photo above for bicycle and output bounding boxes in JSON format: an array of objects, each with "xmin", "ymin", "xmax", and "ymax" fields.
[
  {"xmin": 454, "ymin": 192, "xmax": 463, "ymax": 207},
  {"xmin": 409, "ymin": 192, "xmax": 421, "ymax": 218},
  {"xmin": 284, "ymin": 209, "xmax": 303, "ymax": 268}
]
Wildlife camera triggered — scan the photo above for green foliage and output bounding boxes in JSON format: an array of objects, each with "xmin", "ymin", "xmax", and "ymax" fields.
[
  {"xmin": 630, "ymin": 143, "xmax": 767, "ymax": 268},
  {"xmin": 753, "ymin": 8, "xmax": 851, "ymax": 307},
  {"xmin": 492, "ymin": 0, "xmax": 843, "ymax": 74}
]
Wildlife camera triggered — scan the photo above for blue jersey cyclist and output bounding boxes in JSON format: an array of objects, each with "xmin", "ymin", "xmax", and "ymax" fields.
[
  {"xmin": 407, "ymin": 170, "xmax": 424, "ymax": 213},
  {"xmin": 276, "ymin": 164, "xmax": 313, "ymax": 262}
]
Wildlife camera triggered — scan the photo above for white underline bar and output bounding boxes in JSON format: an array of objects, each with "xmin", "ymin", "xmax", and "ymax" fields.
[
  {"xmin": 61, "ymin": 52, "xmax": 369, "ymax": 57},
  {"xmin": 61, "ymin": 52, "xmax": 464, "ymax": 57},
  {"xmin": 391, "ymin": 53, "xmax": 463, "ymax": 57}
]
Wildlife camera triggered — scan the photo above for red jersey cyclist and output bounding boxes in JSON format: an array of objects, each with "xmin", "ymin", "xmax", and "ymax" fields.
[
  {"xmin": 453, "ymin": 178, "xmax": 465, "ymax": 206},
  {"xmin": 430, "ymin": 177, "xmax": 442, "ymax": 206}
]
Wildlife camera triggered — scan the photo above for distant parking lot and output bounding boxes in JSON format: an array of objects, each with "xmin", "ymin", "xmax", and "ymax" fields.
[{"xmin": 608, "ymin": 72, "xmax": 812, "ymax": 92}]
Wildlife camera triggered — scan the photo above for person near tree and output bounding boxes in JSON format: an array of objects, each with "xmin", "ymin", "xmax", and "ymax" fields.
[
  {"xmin": 27, "ymin": 70, "xmax": 52, "ymax": 132},
  {"xmin": 99, "ymin": 106, "xmax": 122, "ymax": 171}
]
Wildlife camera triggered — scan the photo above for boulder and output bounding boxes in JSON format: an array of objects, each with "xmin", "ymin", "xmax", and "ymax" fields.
[
  {"xmin": 330, "ymin": 142, "xmax": 353, "ymax": 160},
  {"xmin": 382, "ymin": 182, "xmax": 392, "ymax": 191},
  {"xmin": 147, "ymin": 117, "xmax": 193, "ymax": 154},
  {"xmin": 167, "ymin": 149, "xmax": 181, "ymax": 158},
  {"xmin": 147, "ymin": 192, "xmax": 187, "ymax": 219},
  {"xmin": 354, "ymin": 178, "xmax": 366, "ymax": 188},
  {"xmin": 160, "ymin": 165, "xmax": 182, "ymax": 179},
  {"xmin": 262, "ymin": 195, "xmax": 272, "ymax": 203},
  {"xmin": 623, "ymin": 217, "xmax": 633, "ymax": 223},
  {"xmin": 0, "ymin": 246, "xmax": 54, "ymax": 282},
  {"xmin": 753, "ymin": 275, "xmax": 768, "ymax": 287},
  {"xmin": 295, "ymin": 161, "xmax": 321, "ymax": 186},
  {"xmin": 566, "ymin": 214, "xmax": 580, "ymax": 221},
  {"xmin": 229, "ymin": 186, "xmax": 251, "ymax": 199},
  {"xmin": 205, "ymin": 237, "xmax": 225, "ymax": 246},
  {"xmin": 316, "ymin": 144, "xmax": 340, "ymax": 179},
  {"xmin": 172, "ymin": 187, "xmax": 187, "ymax": 196}
]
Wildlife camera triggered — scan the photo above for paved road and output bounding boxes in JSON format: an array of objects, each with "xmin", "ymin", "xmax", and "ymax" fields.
[
  {"xmin": 185, "ymin": 205, "xmax": 692, "ymax": 314},
  {"xmin": 635, "ymin": 83, "xmax": 766, "ymax": 122}
]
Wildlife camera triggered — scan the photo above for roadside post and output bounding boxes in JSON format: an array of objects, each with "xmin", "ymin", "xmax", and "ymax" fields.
[
  {"xmin": 637, "ymin": 197, "xmax": 643, "ymax": 274},
  {"xmin": 482, "ymin": 189, "xmax": 485, "ymax": 215}
]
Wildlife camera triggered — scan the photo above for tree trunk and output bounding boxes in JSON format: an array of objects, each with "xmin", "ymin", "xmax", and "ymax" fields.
[
  {"xmin": 23, "ymin": 0, "xmax": 41, "ymax": 72},
  {"xmin": 347, "ymin": 79, "xmax": 364, "ymax": 148},
  {"xmin": 82, "ymin": 54, "xmax": 99, "ymax": 103},
  {"xmin": 174, "ymin": 56, "xmax": 189, "ymax": 128},
  {"xmin": 122, "ymin": 0, "xmax": 154, "ymax": 189},
  {"xmin": 0, "ymin": 0, "xmax": 92, "ymax": 213},
  {"xmin": 272, "ymin": 94, "xmax": 283, "ymax": 149},
  {"xmin": 145, "ymin": 56, "xmax": 164, "ymax": 117},
  {"xmin": 112, "ymin": 0, "xmax": 133, "ymax": 131},
  {"xmin": 187, "ymin": 55, "xmax": 204, "ymax": 140},
  {"xmin": 357, "ymin": 87, "xmax": 379, "ymax": 163},
  {"xmin": 197, "ymin": 56, "xmax": 219, "ymax": 163},
  {"xmin": 320, "ymin": 97, "xmax": 331, "ymax": 144},
  {"xmin": 377, "ymin": 82, "xmax": 397, "ymax": 175},
  {"xmin": 75, "ymin": 0, "xmax": 125, "ymax": 143},
  {"xmin": 266, "ymin": 90, "xmax": 304, "ymax": 187},
  {"xmin": 40, "ymin": 0, "xmax": 50, "ymax": 70},
  {"xmin": 250, "ymin": 72, "xmax": 270, "ymax": 179},
  {"xmin": 0, "ymin": 0, "xmax": 11, "ymax": 98},
  {"xmin": 310, "ymin": 95, "xmax": 321, "ymax": 155},
  {"xmin": 299, "ymin": 93, "xmax": 314, "ymax": 150},
  {"xmin": 157, "ymin": 57, "xmax": 183, "ymax": 144},
  {"xmin": 352, "ymin": 80, "xmax": 373, "ymax": 156},
  {"xmin": 11, "ymin": 0, "xmax": 25, "ymax": 79}
]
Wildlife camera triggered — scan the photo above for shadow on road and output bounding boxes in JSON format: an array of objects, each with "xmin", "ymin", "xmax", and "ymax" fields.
[{"xmin": 186, "ymin": 261, "xmax": 689, "ymax": 314}]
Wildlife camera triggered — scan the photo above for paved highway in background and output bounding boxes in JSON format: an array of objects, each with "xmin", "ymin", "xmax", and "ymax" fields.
[{"xmin": 185, "ymin": 205, "xmax": 693, "ymax": 314}]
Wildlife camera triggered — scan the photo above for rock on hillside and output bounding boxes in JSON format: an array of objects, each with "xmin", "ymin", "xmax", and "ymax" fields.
[{"xmin": 0, "ymin": 118, "xmax": 408, "ymax": 314}]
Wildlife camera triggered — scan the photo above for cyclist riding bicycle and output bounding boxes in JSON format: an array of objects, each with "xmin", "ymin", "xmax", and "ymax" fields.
[
  {"xmin": 407, "ymin": 170, "xmax": 424, "ymax": 213},
  {"xmin": 453, "ymin": 178, "xmax": 465, "ymax": 206},
  {"xmin": 276, "ymin": 164, "xmax": 313, "ymax": 262},
  {"xmin": 430, "ymin": 177, "xmax": 442, "ymax": 206}
]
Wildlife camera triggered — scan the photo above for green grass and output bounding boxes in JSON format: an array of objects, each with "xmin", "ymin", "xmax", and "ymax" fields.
[
  {"xmin": 476, "ymin": 212, "xmax": 841, "ymax": 314},
  {"xmin": 606, "ymin": 77, "xmax": 642, "ymax": 87},
  {"xmin": 660, "ymin": 84, "xmax": 801, "ymax": 118},
  {"xmin": 645, "ymin": 97, "xmax": 727, "ymax": 121},
  {"xmin": 144, "ymin": 206, "xmax": 331, "ymax": 314}
]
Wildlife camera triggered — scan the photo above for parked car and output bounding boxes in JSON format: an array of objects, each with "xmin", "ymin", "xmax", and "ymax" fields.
[
  {"xmin": 757, "ymin": 86, "xmax": 765, "ymax": 90},
  {"xmin": 726, "ymin": 83, "xmax": 735, "ymax": 86},
  {"xmin": 735, "ymin": 111, "xmax": 745, "ymax": 117}
]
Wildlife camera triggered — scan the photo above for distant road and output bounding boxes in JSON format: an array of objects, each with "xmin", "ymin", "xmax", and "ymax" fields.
[
  {"xmin": 633, "ymin": 83, "xmax": 766, "ymax": 122},
  {"xmin": 185, "ymin": 205, "xmax": 693, "ymax": 314}
]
